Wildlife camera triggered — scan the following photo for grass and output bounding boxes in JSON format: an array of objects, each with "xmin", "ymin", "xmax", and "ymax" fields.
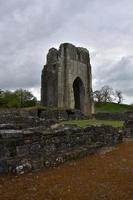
[
  {"xmin": 95, "ymin": 102, "xmax": 133, "ymax": 113},
  {"xmin": 24, "ymin": 105, "xmax": 66, "ymax": 111},
  {"xmin": 24, "ymin": 102, "xmax": 133, "ymax": 114},
  {"xmin": 63, "ymin": 119, "xmax": 124, "ymax": 128},
  {"xmin": 24, "ymin": 102, "xmax": 133, "ymax": 113}
]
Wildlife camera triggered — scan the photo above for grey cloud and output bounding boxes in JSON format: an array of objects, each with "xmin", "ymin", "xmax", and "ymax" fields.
[
  {"xmin": 0, "ymin": 52, "xmax": 40, "ymax": 89},
  {"xmin": 0, "ymin": 0, "xmax": 133, "ymax": 103},
  {"xmin": 94, "ymin": 56, "xmax": 133, "ymax": 97},
  {"xmin": 0, "ymin": 0, "xmax": 91, "ymax": 91}
]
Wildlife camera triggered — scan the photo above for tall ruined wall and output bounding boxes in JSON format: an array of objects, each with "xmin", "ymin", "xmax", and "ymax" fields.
[
  {"xmin": 41, "ymin": 43, "xmax": 93, "ymax": 115},
  {"xmin": 41, "ymin": 48, "xmax": 59, "ymax": 107}
]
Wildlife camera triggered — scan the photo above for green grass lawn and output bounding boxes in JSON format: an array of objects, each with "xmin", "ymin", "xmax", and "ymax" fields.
[
  {"xmin": 63, "ymin": 119, "xmax": 124, "ymax": 128},
  {"xmin": 95, "ymin": 102, "xmax": 133, "ymax": 113}
]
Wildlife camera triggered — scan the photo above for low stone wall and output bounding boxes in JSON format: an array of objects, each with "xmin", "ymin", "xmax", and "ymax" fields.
[
  {"xmin": 39, "ymin": 109, "xmax": 87, "ymax": 120},
  {"xmin": 1, "ymin": 108, "xmax": 133, "ymax": 122},
  {"xmin": 0, "ymin": 108, "xmax": 87, "ymax": 122},
  {"xmin": 0, "ymin": 108, "xmax": 57, "ymax": 129},
  {"xmin": 0, "ymin": 108, "xmax": 132, "ymax": 175},
  {"xmin": 35, "ymin": 109, "xmax": 132, "ymax": 121},
  {"xmin": 93, "ymin": 112, "xmax": 133, "ymax": 121},
  {"xmin": 0, "ymin": 125, "xmax": 122, "ymax": 174},
  {"xmin": 123, "ymin": 116, "xmax": 133, "ymax": 138}
]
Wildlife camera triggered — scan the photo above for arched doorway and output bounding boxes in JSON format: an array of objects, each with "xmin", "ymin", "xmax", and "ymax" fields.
[{"xmin": 73, "ymin": 77, "xmax": 85, "ymax": 111}]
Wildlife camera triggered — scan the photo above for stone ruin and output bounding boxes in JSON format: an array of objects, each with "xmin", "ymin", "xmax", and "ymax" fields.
[
  {"xmin": 0, "ymin": 109, "xmax": 127, "ymax": 174},
  {"xmin": 0, "ymin": 42, "xmax": 132, "ymax": 174},
  {"xmin": 123, "ymin": 112, "xmax": 133, "ymax": 138},
  {"xmin": 41, "ymin": 43, "xmax": 94, "ymax": 116},
  {"xmin": 0, "ymin": 109, "xmax": 132, "ymax": 174}
]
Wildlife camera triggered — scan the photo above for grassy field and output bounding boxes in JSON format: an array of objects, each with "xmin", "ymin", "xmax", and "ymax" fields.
[
  {"xmin": 63, "ymin": 119, "xmax": 124, "ymax": 128},
  {"xmin": 95, "ymin": 102, "xmax": 133, "ymax": 113}
]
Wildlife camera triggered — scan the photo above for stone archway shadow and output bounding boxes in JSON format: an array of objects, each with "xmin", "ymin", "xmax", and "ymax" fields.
[{"xmin": 73, "ymin": 77, "xmax": 85, "ymax": 112}]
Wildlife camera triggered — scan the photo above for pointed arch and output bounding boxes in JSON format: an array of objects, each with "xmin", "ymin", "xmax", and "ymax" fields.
[{"xmin": 73, "ymin": 77, "xmax": 85, "ymax": 110}]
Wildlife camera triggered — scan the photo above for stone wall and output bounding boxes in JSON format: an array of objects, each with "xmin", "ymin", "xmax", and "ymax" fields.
[
  {"xmin": 41, "ymin": 43, "xmax": 94, "ymax": 116},
  {"xmin": 123, "ymin": 114, "xmax": 133, "ymax": 138},
  {"xmin": 0, "ymin": 124, "xmax": 122, "ymax": 174},
  {"xmin": 93, "ymin": 112, "xmax": 133, "ymax": 121},
  {"xmin": 39, "ymin": 109, "xmax": 87, "ymax": 120},
  {"xmin": 0, "ymin": 108, "xmax": 88, "ymax": 125},
  {"xmin": 0, "ymin": 108, "xmax": 57, "ymax": 128},
  {"xmin": 0, "ymin": 108, "xmax": 132, "ymax": 175}
]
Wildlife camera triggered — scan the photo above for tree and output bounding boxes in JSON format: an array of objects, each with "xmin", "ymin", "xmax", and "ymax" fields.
[
  {"xmin": 100, "ymin": 85, "xmax": 114, "ymax": 103},
  {"xmin": 115, "ymin": 90, "xmax": 123, "ymax": 104},
  {"xmin": 93, "ymin": 85, "xmax": 124, "ymax": 104},
  {"xmin": 2, "ymin": 90, "xmax": 16, "ymax": 107},
  {"xmin": 0, "ymin": 89, "xmax": 37, "ymax": 108},
  {"xmin": 14, "ymin": 89, "xmax": 37, "ymax": 107},
  {"xmin": 93, "ymin": 90, "xmax": 103, "ymax": 103},
  {"xmin": 0, "ymin": 89, "xmax": 4, "ymax": 106}
]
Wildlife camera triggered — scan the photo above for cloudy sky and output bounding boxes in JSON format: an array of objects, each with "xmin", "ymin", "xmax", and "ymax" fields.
[{"xmin": 0, "ymin": 0, "xmax": 133, "ymax": 103}]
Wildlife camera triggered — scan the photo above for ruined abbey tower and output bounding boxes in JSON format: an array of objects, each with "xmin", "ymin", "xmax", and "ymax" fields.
[{"xmin": 41, "ymin": 43, "xmax": 93, "ymax": 115}]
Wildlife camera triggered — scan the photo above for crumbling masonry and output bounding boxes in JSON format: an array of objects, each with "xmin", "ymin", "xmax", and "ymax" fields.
[{"xmin": 41, "ymin": 43, "xmax": 93, "ymax": 115}]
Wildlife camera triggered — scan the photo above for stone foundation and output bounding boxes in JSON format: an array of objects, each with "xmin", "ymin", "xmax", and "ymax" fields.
[
  {"xmin": 0, "ymin": 125, "xmax": 122, "ymax": 174},
  {"xmin": 0, "ymin": 108, "xmax": 132, "ymax": 174}
]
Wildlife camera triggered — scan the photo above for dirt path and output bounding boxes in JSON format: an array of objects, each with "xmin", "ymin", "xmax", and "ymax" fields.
[{"xmin": 0, "ymin": 141, "xmax": 133, "ymax": 200}]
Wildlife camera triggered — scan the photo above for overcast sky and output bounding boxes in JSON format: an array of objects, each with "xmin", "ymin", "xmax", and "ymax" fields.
[{"xmin": 0, "ymin": 0, "xmax": 133, "ymax": 103}]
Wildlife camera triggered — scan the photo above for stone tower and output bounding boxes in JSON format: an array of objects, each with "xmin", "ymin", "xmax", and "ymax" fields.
[{"xmin": 41, "ymin": 43, "xmax": 93, "ymax": 115}]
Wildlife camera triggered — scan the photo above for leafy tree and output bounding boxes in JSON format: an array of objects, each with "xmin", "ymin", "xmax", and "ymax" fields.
[
  {"xmin": 0, "ymin": 89, "xmax": 4, "ymax": 106},
  {"xmin": 2, "ymin": 90, "xmax": 15, "ymax": 107},
  {"xmin": 0, "ymin": 89, "xmax": 37, "ymax": 108},
  {"xmin": 14, "ymin": 89, "xmax": 36, "ymax": 107},
  {"xmin": 14, "ymin": 89, "xmax": 37, "ymax": 107}
]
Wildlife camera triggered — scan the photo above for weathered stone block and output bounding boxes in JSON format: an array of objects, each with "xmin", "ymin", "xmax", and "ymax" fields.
[{"xmin": 16, "ymin": 145, "xmax": 29, "ymax": 156}]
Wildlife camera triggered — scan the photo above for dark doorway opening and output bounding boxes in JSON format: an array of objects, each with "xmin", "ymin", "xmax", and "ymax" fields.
[{"xmin": 73, "ymin": 77, "xmax": 85, "ymax": 110}]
